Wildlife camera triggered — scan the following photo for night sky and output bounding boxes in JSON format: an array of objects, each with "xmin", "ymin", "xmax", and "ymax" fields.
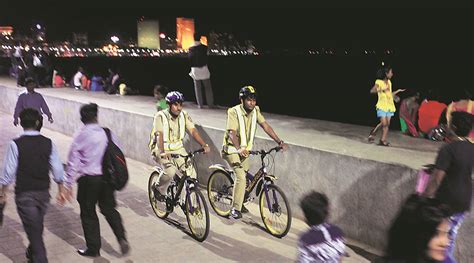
[{"xmin": 0, "ymin": 8, "xmax": 472, "ymax": 54}]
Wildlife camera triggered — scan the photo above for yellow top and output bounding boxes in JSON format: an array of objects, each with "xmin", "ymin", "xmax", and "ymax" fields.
[
  {"xmin": 375, "ymin": 79, "xmax": 396, "ymax": 112},
  {"xmin": 223, "ymin": 104, "xmax": 266, "ymax": 151}
]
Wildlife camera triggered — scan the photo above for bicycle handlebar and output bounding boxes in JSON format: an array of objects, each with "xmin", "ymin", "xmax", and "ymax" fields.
[
  {"xmin": 170, "ymin": 148, "xmax": 205, "ymax": 159},
  {"xmin": 249, "ymin": 146, "xmax": 282, "ymax": 156}
]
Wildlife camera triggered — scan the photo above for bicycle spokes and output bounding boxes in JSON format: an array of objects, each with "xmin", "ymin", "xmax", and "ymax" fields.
[
  {"xmin": 185, "ymin": 189, "xmax": 210, "ymax": 241},
  {"xmin": 259, "ymin": 184, "xmax": 292, "ymax": 238}
]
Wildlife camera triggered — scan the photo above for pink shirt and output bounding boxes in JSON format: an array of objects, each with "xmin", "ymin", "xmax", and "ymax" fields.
[{"xmin": 65, "ymin": 123, "xmax": 120, "ymax": 188}]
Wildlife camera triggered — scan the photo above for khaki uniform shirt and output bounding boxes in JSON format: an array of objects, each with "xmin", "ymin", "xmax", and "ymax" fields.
[
  {"xmin": 152, "ymin": 109, "xmax": 195, "ymax": 153},
  {"xmin": 224, "ymin": 104, "xmax": 266, "ymax": 149}
]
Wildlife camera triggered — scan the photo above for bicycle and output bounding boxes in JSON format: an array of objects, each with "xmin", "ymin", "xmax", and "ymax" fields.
[
  {"xmin": 148, "ymin": 148, "xmax": 210, "ymax": 242},
  {"xmin": 207, "ymin": 146, "xmax": 292, "ymax": 238}
]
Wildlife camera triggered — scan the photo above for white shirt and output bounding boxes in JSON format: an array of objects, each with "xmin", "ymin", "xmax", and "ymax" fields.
[{"xmin": 73, "ymin": 72, "xmax": 83, "ymax": 87}]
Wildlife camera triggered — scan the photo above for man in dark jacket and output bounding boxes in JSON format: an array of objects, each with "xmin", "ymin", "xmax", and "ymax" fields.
[{"xmin": 188, "ymin": 33, "xmax": 215, "ymax": 109}]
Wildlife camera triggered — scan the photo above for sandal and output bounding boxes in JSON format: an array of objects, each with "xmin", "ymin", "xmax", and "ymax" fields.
[
  {"xmin": 378, "ymin": 140, "xmax": 391, "ymax": 147},
  {"xmin": 368, "ymin": 135, "xmax": 375, "ymax": 143},
  {"xmin": 368, "ymin": 129, "xmax": 377, "ymax": 143}
]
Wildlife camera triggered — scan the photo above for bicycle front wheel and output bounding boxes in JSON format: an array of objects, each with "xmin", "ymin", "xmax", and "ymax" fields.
[
  {"xmin": 207, "ymin": 170, "xmax": 234, "ymax": 217},
  {"xmin": 259, "ymin": 184, "xmax": 292, "ymax": 238},
  {"xmin": 185, "ymin": 188, "xmax": 210, "ymax": 242},
  {"xmin": 148, "ymin": 171, "xmax": 169, "ymax": 219}
]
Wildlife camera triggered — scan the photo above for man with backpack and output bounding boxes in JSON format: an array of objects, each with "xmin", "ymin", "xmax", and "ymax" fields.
[{"xmin": 65, "ymin": 103, "xmax": 129, "ymax": 257}]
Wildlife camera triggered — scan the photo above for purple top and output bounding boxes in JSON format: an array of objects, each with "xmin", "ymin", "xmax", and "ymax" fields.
[
  {"xmin": 297, "ymin": 223, "xmax": 346, "ymax": 263},
  {"xmin": 65, "ymin": 124, "xmax": 120, "ymax": 188},
  {"xmin": 14, "ymin": 92, "xmax": 52, "ymax": 121}
]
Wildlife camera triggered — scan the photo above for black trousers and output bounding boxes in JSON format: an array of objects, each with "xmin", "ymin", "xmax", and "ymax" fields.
[
  {"xmin": 77, "ymin": 176, "xmax": 126, "ymax": 252},
  {"xmin": 15, "ymin": 190, "xmax": 50, "ymax": 263}
]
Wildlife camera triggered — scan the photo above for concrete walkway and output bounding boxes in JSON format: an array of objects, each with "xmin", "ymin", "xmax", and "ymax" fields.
[{"xmin": 0, "ymin": 111, "xmax": 379, "ymax": 262}]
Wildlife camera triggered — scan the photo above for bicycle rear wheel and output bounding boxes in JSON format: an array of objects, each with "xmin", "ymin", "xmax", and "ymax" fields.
[
  {"xmin": 185, "ymin": 188, "xmax": 210, "ymax": 242},
  {"xmin": 259, "ymin": 184, "xmax": 292, "ymax": 238},
  {"xmin": 148, "ymin": 171, "xmax": 169, "ymax": 219},
  {"xmin": 207, "ymin": 170, "xmax": 233, "ymax": 217}
]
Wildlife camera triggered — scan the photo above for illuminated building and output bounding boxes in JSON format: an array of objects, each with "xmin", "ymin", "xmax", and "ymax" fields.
[
  {"xmin": 0, "ymin": 26, "xmax": 13, "ymax": 36},
  {"xmin": 176, "ymin": 17, "xmax": 195, "ymax": 50},
  {"xmin": 137, "ymin": 20, "xmax": 160, "ymax": 49}
]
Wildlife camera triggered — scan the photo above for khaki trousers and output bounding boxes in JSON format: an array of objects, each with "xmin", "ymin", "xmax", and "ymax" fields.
[
  {"xmin": 223, "ymin": 152, "xmax": 249, "ymax": 211},
  {"xmin": 157, "ymin": 148, "xmax": 196, "ymax": 195}
]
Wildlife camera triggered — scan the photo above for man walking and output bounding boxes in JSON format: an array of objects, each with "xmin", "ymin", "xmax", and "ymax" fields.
[
  {"xmin": 13, "ymin": 77, "xmax": 54, "ymax": 126},
  {"xmin": 0, "ymin": 108, "xmax": 68, "ymax": 263},
  {"xmin": 188, "ymin": 33, "xmax": 215, "ymax": 109},
  {"xmin": 423, "ymin": 111, "xmax": 474, "ymax": 263},
  {"xmin": 65, "ymin": 103, "xmax": 129, "ymax": 257}
]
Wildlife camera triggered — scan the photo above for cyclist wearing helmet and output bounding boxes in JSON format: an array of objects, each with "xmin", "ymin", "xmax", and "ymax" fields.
[
  {"xmin": 223, "ymin": 86, "xmax": 288, "ymax": 219},
  {"xmin": 151, "ymin": 91, "xmax": 211, "ymax": 200}
]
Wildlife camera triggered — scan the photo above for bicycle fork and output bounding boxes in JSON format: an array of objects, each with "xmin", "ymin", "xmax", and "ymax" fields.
[{"xmin": 263, "ymin": 181, "xmax": 280, "ymax": 213}]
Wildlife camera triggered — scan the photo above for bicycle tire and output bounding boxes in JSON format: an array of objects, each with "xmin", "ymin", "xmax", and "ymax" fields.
[
  {"xmin": 259, "ymin": 184, "xmax": 292, "ymax": 238},
  {"xmin": 207, "ymin": 170, "xmax": 234, "ymax": 217},
  {"xmin": 148, "ymin": 171, "xmax": 169, "ymax": 219},
  {"xmin": 185, "ymin": 188, "xmax": 210, "ymax": 242}
]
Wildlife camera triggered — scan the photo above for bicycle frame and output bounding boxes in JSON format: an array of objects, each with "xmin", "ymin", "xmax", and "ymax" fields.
[
  {"xmin": 168, "ymin": 151, "xmax": 203, "ymax": 214},
  {"xmin": 244, "ymin": 149, "xmax": 281, "ymax": 213}
]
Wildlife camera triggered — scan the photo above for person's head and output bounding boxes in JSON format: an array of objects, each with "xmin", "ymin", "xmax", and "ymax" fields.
[
  {"xmin": 300, "ymin": 191, "xmax": 329, "ymax": 226},
  {"xmin": 154, "ymin": 85, "xmax": 168, "ymax": 100},
  {"xmin": 25, "ymin": 77, "xmax": 36, "ymax": 92},
  {"xmin": 165, "ymin": 91, "xmax": 184, "ymax": 116},
  {"xmin": 194, "ymin": 33, "xmax": 202, "ymax": 42},
  {"xmin": 239, "ymin": 85, "xmax": 258, "ymax": 112},
  {"xmin": 376, "ymin": 65, "xmax": 393, "ymax": 80},
  {"xmin": 20, "ymin": 108, "xmax": 43, "ymax": 131},
  {"xmin": 449, "ymin": 111, "xmax": 473, "ymax": 137},
  {"xmin": 80, "ymin": 103, "xmax": 98, "ymax": 124},
  {"xmin": 78, "ymin": 66, "xmax": 84, "ymax": 73},
  {"xmin": 385, "ymin": 194, "xmax": 450, "ymax": 262}
]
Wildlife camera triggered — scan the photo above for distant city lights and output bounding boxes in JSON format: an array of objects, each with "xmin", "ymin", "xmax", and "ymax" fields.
[{"xmin": 0, "ymin": 43, "xmax": 395, "ymax": 58}]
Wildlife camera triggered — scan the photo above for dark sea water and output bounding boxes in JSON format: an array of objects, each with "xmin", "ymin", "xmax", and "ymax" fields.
[{"xmin": 0, "ymin": 51, "xmax": 470, "ymax": 128}]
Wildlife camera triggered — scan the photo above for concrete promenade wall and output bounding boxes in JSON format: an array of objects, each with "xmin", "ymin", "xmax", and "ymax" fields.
[{"xmin": 0, "ymin": 84, "xmax": 472, "ymax": 261}]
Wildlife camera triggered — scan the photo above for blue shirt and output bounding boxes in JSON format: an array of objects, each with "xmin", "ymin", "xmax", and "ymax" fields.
[{"xmin": 1, "ymin": 130, "xmax": 65, "ymax": 186}]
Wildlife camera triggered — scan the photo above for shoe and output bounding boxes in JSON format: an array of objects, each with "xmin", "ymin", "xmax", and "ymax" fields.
[
  {"xmin": 241, "ymin": 205, "xmax": 249, "ymax": 214},
  {"xmin": 119, "ymin": 239, "xmax": 130, "ymax": 255},
  {"xmin": 378, "ymin": 140, "xmax": 391, "ymax": 147},
  {"xmin": 77, "ymin": 248, "xmax": 100, "ymax": 257},
  {"xmin": 230, "ymin": 208, "xmax": 242, "ymax": 219}
]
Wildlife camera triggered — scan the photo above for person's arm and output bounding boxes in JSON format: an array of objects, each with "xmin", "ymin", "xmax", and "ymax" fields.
[
  {"xmin": 49, "ymin": 143, "xmax": 70, "ymax": 204},
  {"xmin": 370, "ymin": 83, "xmax": 380, "ymax": 94},
  {"xmin": 13, "ymin": 96, "xmax": 23, "ymax": 126},
  {"xmin": 65, "ymin": 135, "xmax": 81, "ymax": 190},
  {"xmin": 260, "ymin": 122, "xmax": 288, "ymax": 150},
  {"xmin": 190, "ymin": 128, "xmax": 210, "ymax": 153},
  {"xmin": 423, "ymin": 146, "xmax": 451, "ymax": 198},
  {"xmin": 422, "ymin": 168, "xmax": 446, "ymax": 198},
  {"xmin": 40, "ymin": 95, "xmax": 53, "ymax": 123},
  {"xmin": 0, "ymin": 141, "xmax": 19, "ymax": 204},
  {"xmin": 184, "ymin": 113, "xmax": 210, "ymax": 153},
  {"xmin": 393, "ymin": 89, "xmax": 406, "ymax": 95}
]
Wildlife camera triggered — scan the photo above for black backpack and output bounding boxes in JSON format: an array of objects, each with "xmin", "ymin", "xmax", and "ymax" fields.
[{"xmin": 102, "ymin": 128, "xmax": 129, "ymax": 190}]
